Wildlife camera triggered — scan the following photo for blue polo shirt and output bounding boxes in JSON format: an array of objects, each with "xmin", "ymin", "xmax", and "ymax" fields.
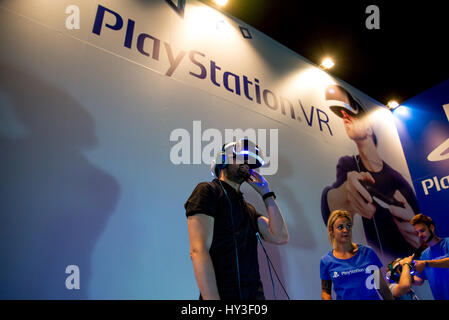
[
  {"xmin": 418, "ymin": 237, "xmax": 449, "ymax": 300},
  {"xmin": 320, "ymin": 244, "xmax": 383, "ymax": 300}
]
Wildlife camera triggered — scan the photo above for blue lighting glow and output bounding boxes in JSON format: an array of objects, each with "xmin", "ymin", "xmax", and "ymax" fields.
[{"xmin": 392, "ymin": 105, "xmax": 411, "ymax": 119}]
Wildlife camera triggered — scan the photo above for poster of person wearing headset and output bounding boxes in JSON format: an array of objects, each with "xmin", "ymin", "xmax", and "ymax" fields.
[{"xmin": 320, "ymin": 84, "xmax": 421, "ymax": 261}]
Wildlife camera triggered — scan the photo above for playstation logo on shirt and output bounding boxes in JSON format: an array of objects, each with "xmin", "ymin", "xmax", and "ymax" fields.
[{"xmin": 332, "ymin": 271, "xmax": 339, "ymax": 279}]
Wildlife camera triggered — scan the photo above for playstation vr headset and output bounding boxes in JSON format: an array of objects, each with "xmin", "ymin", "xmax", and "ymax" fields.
[
  {"xmin": 210, "ymin": 138, "xmax": 268, "ymax": 177},
  {"xmin": 324, "ymin": 84, "xmax": 365, "ymax": 118},
  {"xmin": 386, "ymin": 258, "xmax": 416, "ymax": 283}
]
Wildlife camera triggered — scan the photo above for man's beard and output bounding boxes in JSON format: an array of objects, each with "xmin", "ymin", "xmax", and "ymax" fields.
[
  {"xmin": 226, "ymin": 165, "xmax": 250, "ymax": 184},
  {"xmin": 237, "ymin": 165, "xmax": 251, "ymax": 181},
  {"xmin": 425, "ymin": 228, "xmax": 435, "ymax": 244}
]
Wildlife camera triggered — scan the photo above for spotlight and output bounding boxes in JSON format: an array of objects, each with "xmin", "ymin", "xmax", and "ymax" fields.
[
  {"xmin": 387, "ymin": 100, "xmax": 400, "ymax": 110},
  {"xmin": 214, "ymin": 0, "xmax": 228, "ymax": 6},
  {"xmin": 320, "ymin": 58, "xmax": 335, "ymax": 70}
]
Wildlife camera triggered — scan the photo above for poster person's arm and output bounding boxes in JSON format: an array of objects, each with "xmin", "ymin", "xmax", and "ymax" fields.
[
  {"xmin": 248, "ymin": 170, "xmax": 289, "ymax": 244},
  {"xmin": 187, "ymin": 214, "xmax": 220, "ymax": 299}
]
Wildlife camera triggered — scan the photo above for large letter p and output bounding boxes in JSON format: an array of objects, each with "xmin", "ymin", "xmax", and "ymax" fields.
[{"xmin": 92, "ymin": 5, "xmax": 123, "ymax": 35}]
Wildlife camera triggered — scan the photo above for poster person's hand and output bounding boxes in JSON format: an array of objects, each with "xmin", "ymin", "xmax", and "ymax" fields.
[
  {"xmin": 344, "ymin": 171, "xmax": 376, "ymax": 219},
  {"xmin": 389, "ymin": 190, "xmax": 420, "ymax": 249}
]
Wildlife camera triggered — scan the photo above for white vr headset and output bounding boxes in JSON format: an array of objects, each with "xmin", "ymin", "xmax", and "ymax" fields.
[
  {"xmin": 324, "ymin": 84, "xmax": 365, "ymax": 119},
  {"xmin": 210, "ymin": 138, "xmax": 268, "ymax": 177}
]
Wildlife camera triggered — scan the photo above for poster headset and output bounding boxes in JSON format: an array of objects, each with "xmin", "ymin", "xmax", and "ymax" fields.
[{"xmin": 211, "ymin": 138, "xmax": 290, "ymax": 300}]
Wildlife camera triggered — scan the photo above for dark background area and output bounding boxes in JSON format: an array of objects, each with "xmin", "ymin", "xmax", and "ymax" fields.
[{"xmin": 204, "ymin": 0, "xmax": 448, "ymax": 105}]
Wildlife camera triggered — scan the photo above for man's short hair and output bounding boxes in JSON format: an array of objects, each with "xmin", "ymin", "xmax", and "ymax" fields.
[{"xmin": 411, "ymin": 214, "xmax": 435, "ymax": 229}]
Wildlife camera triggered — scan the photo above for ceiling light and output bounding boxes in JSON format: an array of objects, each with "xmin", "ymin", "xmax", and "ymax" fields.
[
  {"xmin": 214, "ymin": 0, "xmax": 228, "ymax": 6},
  {"xmin": 320, "ymin": 58, "xmax": 335, "ymax": 70},
  {"xmin": 387, "ymin": 100, "xmax": 400, "ymax": 110}
]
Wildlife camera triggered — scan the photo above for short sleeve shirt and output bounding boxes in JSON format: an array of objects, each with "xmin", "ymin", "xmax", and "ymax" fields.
[
  {"xmin": 185, "ymin": 179, "xmax": 263, "ymax": 299},
  {"xmin": 418, "ymin": 238, "xmax": 449, "ymax": 300},
  {"xmin": 320, "ymin": 244, "xmax": 383, "ymax": 300}
]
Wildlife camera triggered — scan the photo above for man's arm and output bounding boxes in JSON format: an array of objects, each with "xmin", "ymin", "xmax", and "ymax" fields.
[
  {"xmin": 426, "ymin": 257, "xmax": 449, "ymax": 268},
  {"xmin": 415, "ymin": 257, "xmax": 449, "ymax": 274},
  {"xmin": 247, "ymin": 170, "xmax": 289, "ymax": 245},
  {"xmin": 187, "ymin": 214, "xmax": 220, "ymax": 299},
  {"xmin": 411, "ymin": 275, "xmax": 425, "ymax": 286},
  {"xmin": 257, "ymin": 196, "xmax": 289, "ymax": 245},
  {"xmin": 392, "ymin": 261, "xmax": 413, "ymax": 298}
]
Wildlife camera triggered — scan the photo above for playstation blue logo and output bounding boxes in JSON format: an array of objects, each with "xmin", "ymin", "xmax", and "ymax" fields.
[{"xmin": 427, "ymin": 104, "xmax": 449, "ymax": 162}]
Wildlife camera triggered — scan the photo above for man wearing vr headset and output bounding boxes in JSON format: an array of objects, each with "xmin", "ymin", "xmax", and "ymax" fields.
[
  {"xmin": 386, "ymin": 255, "xmax": 419, "ymax": 300},
  {"xmin": 321, "ymin": 85, "xmax": 420, "ymax": 260},
  {"xmin": 410, "ymin": 214, "xmax": 449, "ymax": 300},
  {"xmin": 184, "ymin": 138, "xmax": 289, "ymax": 300}
]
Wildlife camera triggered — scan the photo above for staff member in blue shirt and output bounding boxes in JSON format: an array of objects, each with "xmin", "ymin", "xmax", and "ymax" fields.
[
  {"xmin": 411, "ymin": 214, "xmax": 449, "ymax": 300},
  {"xmin": 320, "ymin": 210, "xmax": 393, "ymax": 300}
]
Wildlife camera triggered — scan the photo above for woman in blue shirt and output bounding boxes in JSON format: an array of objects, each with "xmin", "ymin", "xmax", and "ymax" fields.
[{"xmin": 320, "ymin": 210, "xmax": 393, "ymax": 300}]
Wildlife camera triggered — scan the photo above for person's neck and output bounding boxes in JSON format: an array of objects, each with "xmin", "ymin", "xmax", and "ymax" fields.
[
  {"xmin": 428, "ymin": 235, "xmax": 441, "ymax": 247},
  {"xmin": 356, "ymin": 138, "xmax": 383, "ymax": 172},
  {"xmin": 220, "ymin": 176, "xmax": 241, "ymax": 193},
  {"xmin": 334, "ymin": 241, "xmax": 356, "ymax": 256}
]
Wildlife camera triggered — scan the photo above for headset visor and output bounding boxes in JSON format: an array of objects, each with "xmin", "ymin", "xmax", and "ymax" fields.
[{"xmin": 324, "ymin": 84, "xmax": 365, "ymax": 118}]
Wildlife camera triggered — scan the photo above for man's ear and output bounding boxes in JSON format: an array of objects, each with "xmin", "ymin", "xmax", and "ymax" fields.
[{"xmin": 218, "ymin": 165, "xmax": 227, "ymax": 179}]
